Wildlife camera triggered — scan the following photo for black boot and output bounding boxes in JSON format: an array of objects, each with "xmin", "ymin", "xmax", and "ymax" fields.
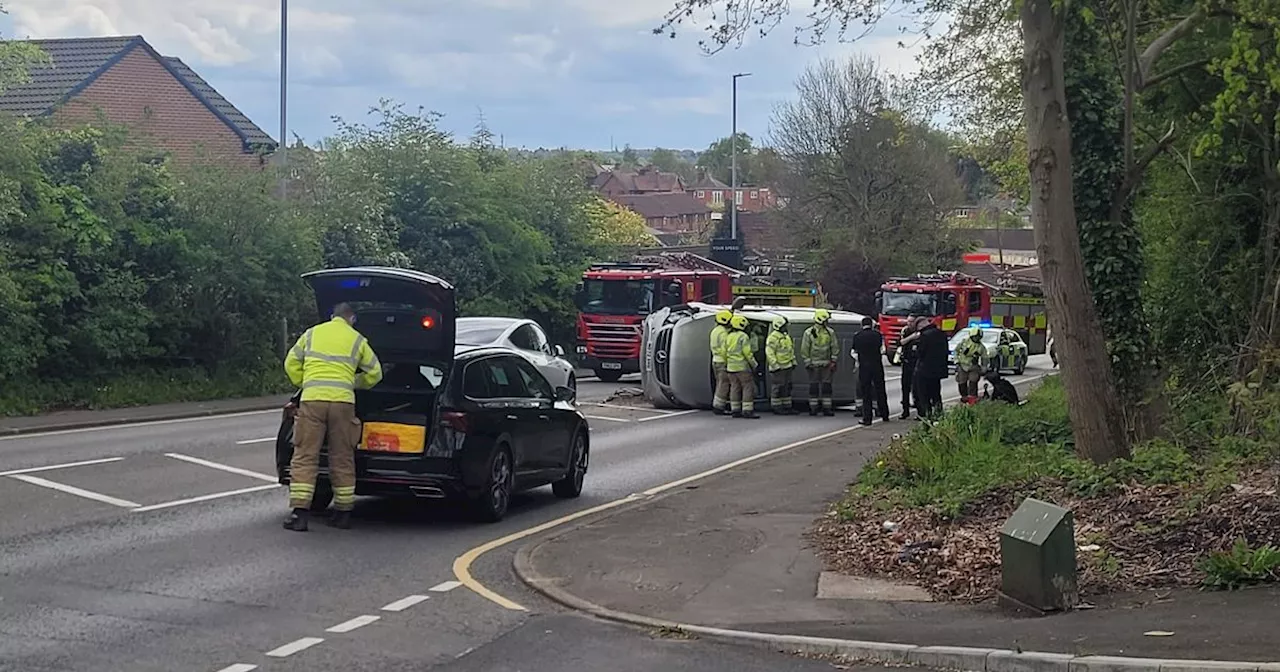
[
  {"xmin": 900, "ymin": 408, "xmax": 911, "ymax": 420},
  {"xmin": 283, "ymin": 508, "xmax": 309, "ymax": 532},
  {"xmin": 822, "ymin": 407, "xmax": 835, "ymax": 417},
  {"xmin": 808, "ymin": 407, "xmax": 818, "ymax": 416},
  {"xmin": 741, "ymin": 411, "xmax": 760, "ymax": 419},
  {"xmin": 329, "ymin": 510, "xmax": 352, "ymax": 529}
]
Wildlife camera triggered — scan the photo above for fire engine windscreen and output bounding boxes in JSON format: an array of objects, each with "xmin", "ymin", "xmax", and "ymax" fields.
[
  {"xmin": 579, "ymin": 279, "xmax": 658, "ymax": 315},
  {"xmin": 880, "ymin": 291, "xmax": 943, "ymax": 317}
]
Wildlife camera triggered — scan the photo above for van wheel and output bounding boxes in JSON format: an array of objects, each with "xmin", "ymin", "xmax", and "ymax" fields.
[
  {"xmin": 472, "ymin": 446, "xmax": 514, "ymax": 523},
  {"xmin": 311, "ymin": 480, "xmax": 334, "ymax": 512},
  {"xmin": 553, "ymin": 431, "xmax": 588, "ymax": 499},
  {"xmin": 595, "ymin": 369, "xmax": 622, "ymax": 383}
]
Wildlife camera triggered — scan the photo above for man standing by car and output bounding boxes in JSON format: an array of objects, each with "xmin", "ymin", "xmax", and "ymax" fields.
[
  {"xmin": 282, "ymin": 302, "xmax": 383, "ymax": 532},
  {"xmin": 710, "ymin": 310, "xmax": 733, "ymax": 415},
  {"xmin": 908, "ymin": 317, "xmax": 948, "ymax": 419},
  {"xmin": 765, "ymin": 315, "xmax": 797, "ymax": 415},
  {"xmin": 801, "ymin": 309, "xmax": 839, "ymax": 417},
  {"xmin": 725, "ymin": 314, "xmax": 759, "ymax": 419},
  {"xmin": 850, "ymin": 317, "xmax": 889, "ymax": 426},
  {"xmin": 894, "ymin": 315, "xmax": 920, "ymax": 419},
  {"xmin": 954, "ymin": 327, "xmax": 988, "ymax": 403}
]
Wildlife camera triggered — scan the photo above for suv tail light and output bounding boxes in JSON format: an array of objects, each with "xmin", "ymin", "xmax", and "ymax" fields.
[{"xmin": 440, "ymin": 411, "xmax": 469, "ymax": 432}]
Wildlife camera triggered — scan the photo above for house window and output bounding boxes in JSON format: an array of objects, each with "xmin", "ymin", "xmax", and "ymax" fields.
[
  {"xmin": 696, "ymin": 190, "xmax": 705, "ymax": 198},
  {"xmin": 735, "ymin": 190, "xmax": 744, "ymax": 205},
  {"xmin": 750, "ymin": 190, "xmax": 758, "ymax": 199},
  {"xmin": 712, "ymin": 191, "xmax": 724, "ymax": 204}
]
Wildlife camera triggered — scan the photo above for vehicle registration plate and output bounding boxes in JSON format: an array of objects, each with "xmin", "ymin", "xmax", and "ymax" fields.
[{"xmin": 601, "ymin": 362, "xmax": 622, "ymax": 370}]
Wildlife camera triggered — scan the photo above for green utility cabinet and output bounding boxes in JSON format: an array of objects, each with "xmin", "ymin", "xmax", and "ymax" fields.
[{"xmin": 998, "ymin": 497, "xmax": 1079, "ymax": 614}]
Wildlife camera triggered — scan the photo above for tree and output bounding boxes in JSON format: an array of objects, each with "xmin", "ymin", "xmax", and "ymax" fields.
[
  {"xmin": 648, "ymin": 147, "xmax": 695, "ymax": 181},
  {"xmin": 657, "ymin": 0, "xmax": 1133, "ymax": 461},
  {"xmin": 584, "ymin": 198, "xmax": 657, "ymax": 248},
  {"xmin": 620, "ymin": 144, "xmax": 640, "ymax": 168},
  {"xmin": 770, "ymin": 56, "xmax": 967, "ymax": 312},
  {"xmin": 696, "ymin": 133, "xmax": 754, "ymax": 183}
]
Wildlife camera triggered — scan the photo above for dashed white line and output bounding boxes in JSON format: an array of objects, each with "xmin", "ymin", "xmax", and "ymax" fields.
[
  {"xmin": 164, "ymin": 453, "xmax": 278, "ymax": 482},
  {"xmin": 215, "ymin": 665, "xmax": 258, "ymax": 672},
  {"xmin": 636, "ymin": 409, "xmax": 698, "ymax": 422},
  {"xmin": 0, "ymin": 456, "xmax": 125, "ymax": 477},
  {"xmin": 8, "ymin": 474, "xmax": 141, "ymax": 508},
  {"xmin": 234, "ymin": 437, "xmax": 275, "ymax": 445},
  {"xmin": 381, "ymin": 594, "xmax": 430, "ymax": 612},
  {"xmin": 131, "ymin": 483, "xmax": 280, "ymax": 513},
  {"xmin": 583, "ymin": 414, "xmax": 630, "ymax": 423},
  {"xmin": 430, "ymin": 580, "xmax": 463, "ymax": 592},
  {"xmin": 264, "ymin": 637, "xmax": 324, "ymax": 657},
  {"xmin": 325, "ymin": 614, "xmax": 380, "ymax": 633}
]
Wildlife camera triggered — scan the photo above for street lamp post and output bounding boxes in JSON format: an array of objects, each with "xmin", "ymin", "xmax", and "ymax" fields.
[
  {"xmin": 279, "ymin": 0, "xmax": 288, "ymax": 198},
  {"xmin": 730, "ymin": 72, "xmax": 751, "ymax": 240}
]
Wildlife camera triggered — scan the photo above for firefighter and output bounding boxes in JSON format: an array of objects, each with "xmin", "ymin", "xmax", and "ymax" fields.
[
  {"xmin": 710, "ymin": 309, "xmax": 733, "ymax": 415},
  {"xmin": 850, "ymin": 316, "xmax": 889, "ymax": 425},
  {"xmin": 725, "ymin": 314, "xmax": 759, "ymax": 419},
  {"xmin": 997, "ymin": 331, "xmax": 1013, "ymax": 371},
  {"xmin": 893, "ymin": 315, "xmax": 920, "ymax": 419},
  {"xmin": 953, "ymin": 327, "xmax": 988, "ymax": 403},
  {"xmin": 283, "ymin": 302, "xmax": 383, "ymax": 532},
  {"xmin": 801, "ymin": 308, "xmax": 838, "ymax": 416},
  {"xmin": 765, "ymin": 315, "xmax": 797, "ymax": 415}
]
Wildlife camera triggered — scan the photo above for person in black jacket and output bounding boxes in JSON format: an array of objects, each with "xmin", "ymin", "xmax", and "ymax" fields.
[
  {"xmin": 906, "ymin": 317, "xmax": 948, "ymax": 419},
  {"xmin": 849, "ymin": 317, "xmax": 890, "ymax": 425},
  {"xmin": 895, "ymin": 316, "xmax": 920, "ymax": 419},
  {"xmin": 983, "ymin": 370, "xmax": 1020, "ymax": 404}
]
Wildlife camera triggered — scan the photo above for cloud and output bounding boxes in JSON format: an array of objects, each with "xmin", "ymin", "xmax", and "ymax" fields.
[{"xmin": 3, "ymin": 0, "xmax": 929, "ymax": 149}]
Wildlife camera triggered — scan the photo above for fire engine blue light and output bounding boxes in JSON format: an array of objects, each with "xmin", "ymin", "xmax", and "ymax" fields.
[{"xmin": 339, "ymin": 278, "xmax": 361, "ymax": 289}]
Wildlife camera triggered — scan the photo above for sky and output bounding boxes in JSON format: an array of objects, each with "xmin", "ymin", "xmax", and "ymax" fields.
[{"xmin": 3, "ymin": 0, "xmax": 927, "ymax": 151}]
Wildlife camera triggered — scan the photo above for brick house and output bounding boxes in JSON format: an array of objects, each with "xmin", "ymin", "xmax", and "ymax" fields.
[
  {"xmin": 611, "ymin": 192, "xmax": 711, "ymax": 235},
  {"xmin": 688, "ymin": 173, "xmax": 777, "ymax": 212},
  {"xmin": 592, "ymin": 165, "xmax": 686, "ymax": 197},
  {"xmin": 0, "ymin": 36, "xmax": 276, "ymax": 165}
]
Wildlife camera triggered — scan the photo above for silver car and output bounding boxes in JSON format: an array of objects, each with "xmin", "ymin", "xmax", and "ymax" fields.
[
  {"xmin": 640, "ymin": 303, "xmax": 866, "ymax": 410},
  {"xmin": 456, "ymin": 317, "xmax": 578, "ymax": 390}
]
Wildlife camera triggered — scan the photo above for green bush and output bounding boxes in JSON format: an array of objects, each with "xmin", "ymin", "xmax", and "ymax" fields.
[{"xmin": 1200, "ymin": 539, "xmax": 1280, "ymax": 590}]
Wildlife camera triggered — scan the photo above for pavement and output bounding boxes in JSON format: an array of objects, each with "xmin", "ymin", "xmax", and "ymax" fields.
[
  {"xmin": 515, "ymin": 375, "xmax": 1280, "ymax": 669},
  {"xmin": 0, "ymin": 367, "xmax": 968, "ymax": 672}
]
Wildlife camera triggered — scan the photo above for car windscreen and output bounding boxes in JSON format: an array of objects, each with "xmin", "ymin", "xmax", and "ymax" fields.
[
  {"xmin": 579, "ymin": 278, "xmax": 657, "ymax": 316},
  {"xmin": 881, "ymin": 291, "xmax": 941, "ymax": 316}
]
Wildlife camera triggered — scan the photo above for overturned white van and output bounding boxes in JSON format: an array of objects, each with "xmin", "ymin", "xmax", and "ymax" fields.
[{"xmin": 640, "ymin": 303, "xmax": 867, "ymax": 410}]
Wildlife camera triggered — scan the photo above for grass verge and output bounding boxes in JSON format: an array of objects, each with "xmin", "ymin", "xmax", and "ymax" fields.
[
  {"xmin": 810, "ymin": 377, "xmax": 1280, "ymax": 601},
  {"xmin": 0, "ymin": 365, "xmax": 292, "ymax": 416}
]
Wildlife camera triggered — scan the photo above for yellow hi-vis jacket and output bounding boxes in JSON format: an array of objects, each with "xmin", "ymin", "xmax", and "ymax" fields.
[
  {"xmin": 724, "ymin": 330, "xmax": 757, "ymax": 373},
  {"xmin": 285, "ymin": 317, "xmax": 384, "ymax": 403},
  {"xmin": 765, "ymin": 330, "xmax": 796, "ymax": 371},
  {"xmin": 710, "ymin": 324, "xmax": 729, "ymax": 365}
]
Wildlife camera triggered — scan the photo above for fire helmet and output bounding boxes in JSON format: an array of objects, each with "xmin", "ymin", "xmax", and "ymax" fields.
[
  {"xmin": 814, "ymin": 308, "xmax": 831, "ymax": 324},
  {"xmin": 771, "ymin": 315, "xmax": 788, "ymax": 331},
  {"xmin": 715, "ymin": 309, "xmax": 733, "ymax": 326},
  {"xmin": 730, "ymin": 314, "xmax": 749, "ymax": 330},
  {"xmin": 970, "ymin": 327, "xmax": 984, "ymax": 341}
]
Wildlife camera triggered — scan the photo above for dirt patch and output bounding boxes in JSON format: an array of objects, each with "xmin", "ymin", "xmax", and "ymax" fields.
[{"xmin": 809, "ymin": 466, "xmax": 1280, "ymax": 602}]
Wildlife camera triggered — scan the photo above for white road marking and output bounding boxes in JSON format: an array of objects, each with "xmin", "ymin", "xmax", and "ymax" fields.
[
  {"xmin": 636, "ymin": 409, "xmax": 697, "ymax": 422},
  {"xmin": 581, "ymin": 402, "xmax": 672, "ymax": 414},
  {"xmin": 264, "ymin": 637, "xmax": 324, "ymax": 657},
  {"xmin": 325, "ymin": 615, "xmax": 380, "ymax": 633},
  {"xmin": 131, "ymin": 483, "xmax": 280, "ymax": 513},
  {"xmin": 8, "ymin": 474, "xmax": 141, "ymax": 508},
  {"xmin": 215, "ymin": 665, "xmax": 258, "ymax": 672},
  {"xmin": 429, "ymin": 580, "xmax": 463, "ymax": 592},
  {"xmin": 583, "ymin": 414, "xmax": 630, "ymax": 423},
  {"xmin": 0, "ymin": 456, "xmax": 125, "ymax": 477},
  {"xmin": 381, "ymin": 594, "xmax": 430, "ymax": 612},
  {"xmin": 163, "ymin": 453, "xmax": 278, "ymax": 482},
  {"xmin": 0, "ymin": 408, "xmax": 280, "ymax": 442},
  {"xmin": 234, "ymin": 437, "xmax": 275, "ymax": 445}
]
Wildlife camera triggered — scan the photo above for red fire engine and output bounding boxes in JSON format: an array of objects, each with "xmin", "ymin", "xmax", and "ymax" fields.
[
  {"xmin": 575, "ymin": 262, "xmax": 736, "ymax": 382},
  {"xmin": 875, "ymin": 272, "xmax": 993, "ymax": 363}
]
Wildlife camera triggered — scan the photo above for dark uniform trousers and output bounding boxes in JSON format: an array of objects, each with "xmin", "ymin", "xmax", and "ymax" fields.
[{"xmin": 859, "ymin": 363, "xmax": 889, "ymax": 423}]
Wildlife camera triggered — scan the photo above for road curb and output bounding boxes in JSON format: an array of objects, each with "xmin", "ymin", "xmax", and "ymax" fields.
[
  {"xmin": 509, "ymin": 404, "xmax": 1278, "ymax": 672},
  {"xmin": 0, "ymin": 398, "xmax": 289, "ymax": 436}
]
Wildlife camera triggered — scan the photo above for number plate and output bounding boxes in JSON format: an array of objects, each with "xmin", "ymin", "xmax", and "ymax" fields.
[{"xmin": 601, "ymin": 362, "xmax": 622, "ymax": 370}]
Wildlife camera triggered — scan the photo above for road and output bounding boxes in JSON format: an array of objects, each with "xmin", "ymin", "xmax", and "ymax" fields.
[{"xmin": 0, "ymin": 360, "xmax": 1054, "ymax": 671}]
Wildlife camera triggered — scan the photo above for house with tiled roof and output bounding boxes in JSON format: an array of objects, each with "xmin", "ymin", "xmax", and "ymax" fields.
[
  {"xmin": 687, "ymin": 171, "xmax": 777, "ymax": 212},
  {"xmin": 611, "ymin": 192, "xmax": 711, "ymax": 235},
  {"xmin": 593, "ymin": 165, "xmax": 687, "ymax": 196},
  {"xmin": 0, "ymin": 36, "xmax": 276, "ymax": 165}
]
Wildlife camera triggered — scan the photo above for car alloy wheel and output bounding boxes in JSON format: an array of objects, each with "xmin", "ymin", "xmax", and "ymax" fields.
[
  {"xmin": 489, "ymin": 449, "xmax": 512, "ymax": 515},
  {"xmin": 553, "ymin": 431, "xmax": 587, "ymax": 499}
]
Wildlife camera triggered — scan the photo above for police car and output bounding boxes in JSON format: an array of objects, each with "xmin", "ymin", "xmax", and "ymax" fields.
[{"xmin": 947, "ymin": 325, "xmax": 1030, "ymax": 375}]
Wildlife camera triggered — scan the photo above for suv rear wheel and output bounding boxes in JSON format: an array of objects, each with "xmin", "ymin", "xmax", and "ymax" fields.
[
  {"xmin": 552, "ymin": 430, "xmax": 588, "ymax": 499},
  {"xmin": 472, "ymin": 446, "xmax": 514, "ymax": 522}
]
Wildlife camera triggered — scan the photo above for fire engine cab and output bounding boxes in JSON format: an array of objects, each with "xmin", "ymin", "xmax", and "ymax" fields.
[{"xmin": 875, "ymin": 272, "xmax": 992, "ymax": 363}]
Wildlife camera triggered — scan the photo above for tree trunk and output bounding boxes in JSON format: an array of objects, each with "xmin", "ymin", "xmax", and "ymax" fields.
[{"xmin": 1021, "ymin": 0, "xmax": 1132, "ymax": 463}]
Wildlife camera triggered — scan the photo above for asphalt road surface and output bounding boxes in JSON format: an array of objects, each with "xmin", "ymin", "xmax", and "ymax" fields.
[{"xmin": 0, "ymin": 359, "xmax": 1055, "ymax": 672}]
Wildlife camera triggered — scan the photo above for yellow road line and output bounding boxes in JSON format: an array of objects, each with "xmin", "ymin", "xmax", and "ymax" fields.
[{"xmin": 452, "ymin": 372, "xmax": 1051, "ymax": 611}]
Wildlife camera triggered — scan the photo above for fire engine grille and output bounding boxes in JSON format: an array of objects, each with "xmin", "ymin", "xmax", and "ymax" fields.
[
  {"xmin": 654, "ymin": 327, "xmax": 672, "ymax": 385},
  {"xmin": 587, "ymin": 322, "xmax": 641, "ymax": 358}
]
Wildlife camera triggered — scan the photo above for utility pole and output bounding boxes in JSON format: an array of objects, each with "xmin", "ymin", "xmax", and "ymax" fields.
[
  {"xmin": 279, "ymin": 0, "xmax": 288, "ymax": 199},
  {"xmin": 730, "ymin": 72, "xmax": 751, "ymax": 240}
]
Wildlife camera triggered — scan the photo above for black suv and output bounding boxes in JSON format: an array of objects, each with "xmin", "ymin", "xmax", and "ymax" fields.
[{"xmin": 275, "ymin": 267, "xmax": 589, "ymax": 522}]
